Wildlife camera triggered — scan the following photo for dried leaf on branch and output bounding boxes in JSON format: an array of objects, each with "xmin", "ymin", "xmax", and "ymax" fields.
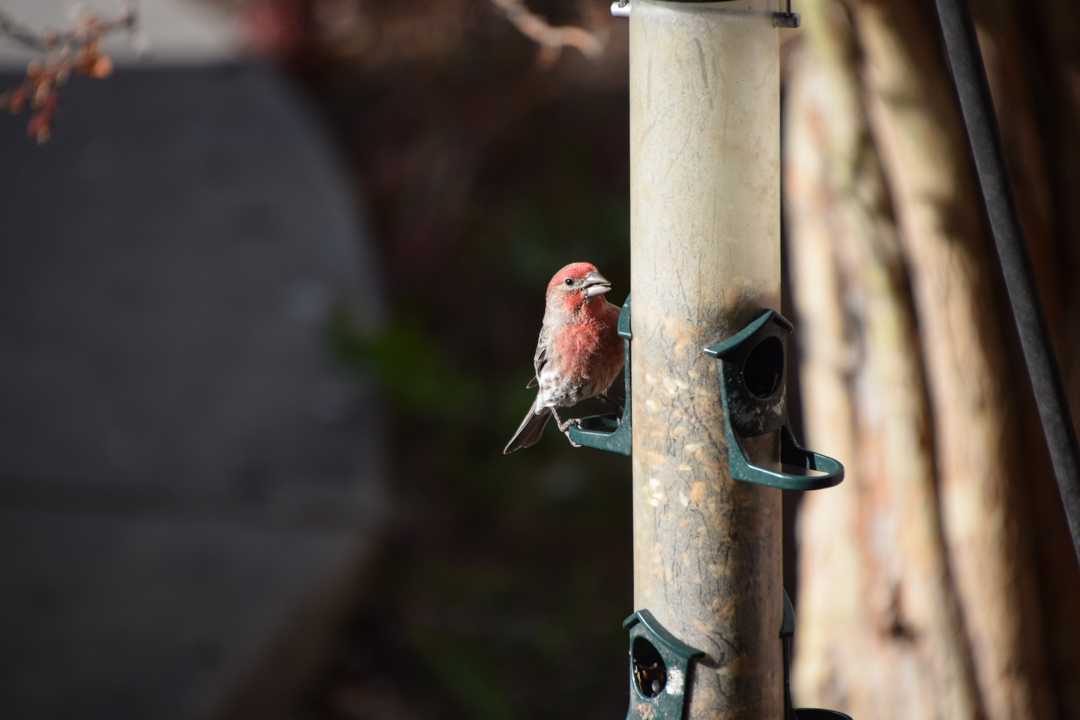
[{"xmin": 0, "ymin": 7, "xmax": 139, "ymax": 142}]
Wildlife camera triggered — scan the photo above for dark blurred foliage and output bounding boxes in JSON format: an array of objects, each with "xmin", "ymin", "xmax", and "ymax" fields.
[{"xmin": 256, "ymin": 2, "xmax": 637, "ymax": 718}]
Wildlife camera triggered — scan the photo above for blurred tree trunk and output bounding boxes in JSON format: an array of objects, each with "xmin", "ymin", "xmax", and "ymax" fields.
[{"xmin": 783, "ymin": 0, "xmax": 1080, "ymax": 719}]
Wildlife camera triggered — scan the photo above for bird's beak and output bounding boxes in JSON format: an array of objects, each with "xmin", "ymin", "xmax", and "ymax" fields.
[{"xmin": 582, "ymin": 271, "xmax": 612, "ymax": 298}]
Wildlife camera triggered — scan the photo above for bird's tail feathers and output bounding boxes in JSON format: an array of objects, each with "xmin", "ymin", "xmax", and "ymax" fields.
[{"xmin": 503, "ymin": 403, "xmax": 552, "ymax": 454}]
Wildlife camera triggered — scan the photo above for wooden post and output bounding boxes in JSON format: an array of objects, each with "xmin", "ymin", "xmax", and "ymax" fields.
[{"xmin": 629, "ymin": 1, "xmax": 783, "ymax": 717}]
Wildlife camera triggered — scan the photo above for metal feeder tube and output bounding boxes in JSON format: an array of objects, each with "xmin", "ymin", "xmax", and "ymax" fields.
[{"xmin": 629, "ymin": 0, "xmax": 783, "ymax": 717}]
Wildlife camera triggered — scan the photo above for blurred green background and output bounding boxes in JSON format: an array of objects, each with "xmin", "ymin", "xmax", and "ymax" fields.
[{"xmin": 276, "ymin": 2, "xmax": 639, "ymax": 717}]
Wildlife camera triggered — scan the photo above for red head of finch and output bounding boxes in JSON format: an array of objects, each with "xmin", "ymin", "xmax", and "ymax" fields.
[{"xmin": 504, "ymin": 262, "xmax": 624, "ymax": 454}]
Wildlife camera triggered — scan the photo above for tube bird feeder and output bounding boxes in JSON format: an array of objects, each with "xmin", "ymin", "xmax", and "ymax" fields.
[
  {"xmin": 629, "ymin": 2, "xmax": 782, "ymax": 718},
  {"xmin": 572, "ymin": 2, "xmax": 848, "ymax": 717}
]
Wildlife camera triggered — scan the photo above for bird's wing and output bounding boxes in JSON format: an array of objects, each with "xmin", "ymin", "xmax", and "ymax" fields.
[
  {"xmin": 529, "ymin": 348, "xmax": 546, "ymax": 389},
  {"xmin": 532, "ymin": 325, "xmax": 550, "ymax": 379}
]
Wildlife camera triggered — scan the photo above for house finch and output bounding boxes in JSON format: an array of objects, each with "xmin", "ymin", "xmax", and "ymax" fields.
[{"xmin": 504, "ymin": 262, "xmax": 624, "ymax": 454}]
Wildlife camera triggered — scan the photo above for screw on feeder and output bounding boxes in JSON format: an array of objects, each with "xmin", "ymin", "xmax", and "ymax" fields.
[
  {"xmin": 611, "ymin": 0, "xmax": 801, "ymax": 28},
  {"xmin": 773, "ymin": 0, "xmax": 801, "ymax": 28}
]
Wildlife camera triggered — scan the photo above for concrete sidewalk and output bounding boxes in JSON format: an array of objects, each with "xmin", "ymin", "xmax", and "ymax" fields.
[{"xmin": 0, "ymin": 65, "xmax": 387, "ymax": 720}]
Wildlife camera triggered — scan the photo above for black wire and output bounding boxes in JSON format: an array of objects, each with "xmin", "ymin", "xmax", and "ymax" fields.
[{"xmin": 934, "ymin": 0, "xmax": 1080, "ymax": 567}]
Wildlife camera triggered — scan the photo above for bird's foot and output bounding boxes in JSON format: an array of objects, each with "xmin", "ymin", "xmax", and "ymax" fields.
[
  {"xmin": 561, "ymin": 422, "xmax": 583, "ymax": 448},
  {"xmin": 553, "ymin": 414, "xmax": 584, "ymax": 433},
  {"xmin": 551, "ymin": 409, "xmax": 584, "ymax": 448}
]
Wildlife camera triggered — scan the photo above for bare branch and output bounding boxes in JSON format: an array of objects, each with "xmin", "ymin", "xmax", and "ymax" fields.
[
  {"xmin": 0, "ymin": 6, "xmax": 139, "ymax": 143},
  {"xmin": 490, "ymin": 0, "xmax": 603, "ymax": 61},
  {"xmin": 0, "ymin": 9, "xmax": 49, "ymax": 52}
]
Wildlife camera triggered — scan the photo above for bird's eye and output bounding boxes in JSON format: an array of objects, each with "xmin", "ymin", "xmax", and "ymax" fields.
[{"xmin": 564, "ymin": 278, "xmax": 574, "ymax": 286}]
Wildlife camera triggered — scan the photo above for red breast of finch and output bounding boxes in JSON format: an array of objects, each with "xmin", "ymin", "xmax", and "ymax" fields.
[{"xmin": 504, "ymin": 262, "xmax": 624, "ymax": 454}]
